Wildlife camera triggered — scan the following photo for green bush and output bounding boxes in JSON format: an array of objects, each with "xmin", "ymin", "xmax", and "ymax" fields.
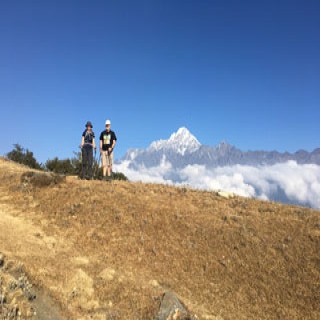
[
  {"xmin": 89, "ymin": 166, "xmax": 128, "ymax": 181},
  {"xmin": 112, "ymin": 172, "xmax": 128, "ymax": 181},
  {"xmin": 44, "ymin": 151, "xmax": 83, "ymax": 176},
  {"xmin": 7, "ymin": 144, "xmax": 42, "ymax": 170},
  {"xmin": 45, "ymin": 157, "xmax": 77, "ymax": 175}
]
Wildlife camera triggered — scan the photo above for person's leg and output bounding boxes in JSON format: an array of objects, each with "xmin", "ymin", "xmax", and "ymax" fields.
[
  {"xmin": 101, "ymin": 151, "xmax": 107, "ymax": 178},
  {"xmin": 88, "ymin": 148, "xmax": 93, "ymax": 179},
  {"xmin": 84, "ymin": 148, "xmax": 91, "ymax": 179},
  {"xmin": 81, "ymin": 148, "xmax": 87, "ymax": 179},
  {"xmin": 107, "ymin": 152, "xmax": 113, "ymax": 178}
]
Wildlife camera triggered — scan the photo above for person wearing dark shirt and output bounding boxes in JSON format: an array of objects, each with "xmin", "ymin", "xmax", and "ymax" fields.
[
  {"xmin": 99, "ymin": 119, "xmax": 117, "ymax": 180},
  {"xmin": 81, "ymin": 121, "xmax": 96, "ymax": 179}
]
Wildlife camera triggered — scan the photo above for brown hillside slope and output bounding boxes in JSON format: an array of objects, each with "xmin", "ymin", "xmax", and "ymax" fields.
[{"xmin": 0, "ymin": 157, "xmax": 319, "ymax": 319}]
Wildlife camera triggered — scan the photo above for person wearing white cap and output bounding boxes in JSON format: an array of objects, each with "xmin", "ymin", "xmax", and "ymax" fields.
[{"xmin": 99, "ymin": 119, "xmax": 117, "ymax": 180}]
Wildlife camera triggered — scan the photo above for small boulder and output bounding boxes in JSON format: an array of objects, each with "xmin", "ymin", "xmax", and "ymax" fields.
[{"xmin": 155, "ymin": 291, "xmax": 197, "ymax": 320}]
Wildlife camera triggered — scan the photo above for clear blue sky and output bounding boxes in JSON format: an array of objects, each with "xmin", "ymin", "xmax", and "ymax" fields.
[{"xmin": 1, "ymin": 0, "xmax": 319, "ymax": 163}]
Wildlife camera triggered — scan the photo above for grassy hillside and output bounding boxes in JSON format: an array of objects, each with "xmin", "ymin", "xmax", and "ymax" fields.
[{"xmin": 0, "ymin": 157, "xmax": 319, "ymax": 319}]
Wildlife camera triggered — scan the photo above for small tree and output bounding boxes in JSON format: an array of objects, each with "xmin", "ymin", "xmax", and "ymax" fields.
[{"xmin": 7, "ymin": 144, "xmax": 42, "ymax": 170}]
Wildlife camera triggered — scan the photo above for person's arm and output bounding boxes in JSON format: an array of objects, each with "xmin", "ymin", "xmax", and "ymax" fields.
[
  {"xmin": 92, "ymin": 138, "xmax": 96, "ymax": 150},
  {"xmin": 81, "ymin": 136, "xmax": 85, "ymax": 148},
  {"xmin": 99, "ymin": 132, "xmax": 103, "ymax": 152},
  {"xmin": 110, "ymin": 132, "xmax": 116, "ymax": 152}
]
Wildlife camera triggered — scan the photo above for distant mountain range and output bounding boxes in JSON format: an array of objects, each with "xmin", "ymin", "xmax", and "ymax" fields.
[{"xmin": 121, "ymin": 127, "xmax": 320, "ymax": 169}]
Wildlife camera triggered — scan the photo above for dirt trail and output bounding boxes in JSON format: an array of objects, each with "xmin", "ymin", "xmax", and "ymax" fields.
[
  {"xmin": 0, "ymin": 195, "xmax": 67, "ymax": 319},
  {"xmin": 0, "ymin": 202, "xmax": 49, "ymax": 257},
  {"xmin": 0, "ymin": 186, "xmax": 105, "ymax": 319},
  {"xmin": 0, "ymin": 189, "xmax": 111, "ymax": 320}
]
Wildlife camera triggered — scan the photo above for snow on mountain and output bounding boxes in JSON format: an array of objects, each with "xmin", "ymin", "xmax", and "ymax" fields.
[
  {"xmin": 148, "ymin": 127, "xmax": 201, "ymax": 155},
  {"xmin": 121, "ymin": 127, "xmax": 320, "ymax": 168}
]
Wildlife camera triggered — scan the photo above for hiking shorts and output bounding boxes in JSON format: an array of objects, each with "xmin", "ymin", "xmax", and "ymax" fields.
[{"xmin": 101, "ymin": 150, "xmax": 114, "ymax": 167}]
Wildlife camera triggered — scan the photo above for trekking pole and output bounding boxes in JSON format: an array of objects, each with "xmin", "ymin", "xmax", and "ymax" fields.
[
  {"xmin": 92, "ymin": 148, "xmax": 98, "ymax": 179},
  {"xmin": 98, "ymin": 152, "xmax": 102, "ymax": 179},
  {"xmin": 79, "ymin": 145, "xmax": 83, "ymax": 179},
  {"xmin": 79, "ymin": 145, "xmax": 83, "ymax": 161}
]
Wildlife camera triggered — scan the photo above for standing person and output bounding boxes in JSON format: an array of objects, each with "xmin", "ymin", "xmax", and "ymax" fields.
[
  {"xmin": 81, "ymin": 121, "xmax": 96, "ymax": 179},
  {"xmin": 100, "ymin": 119, "xmax": 117, "ymax": 181}
]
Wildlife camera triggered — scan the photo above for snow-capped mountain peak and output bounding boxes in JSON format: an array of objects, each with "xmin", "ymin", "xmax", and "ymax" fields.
[{"xmin": 148, "ymin": 127, "xmax": 201, "ymax": 155}]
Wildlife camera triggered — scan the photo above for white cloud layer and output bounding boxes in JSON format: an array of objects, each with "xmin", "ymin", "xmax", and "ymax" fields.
[{"xmin": 114, "ymin": 159, "xmax": 320, "ymax": 209}]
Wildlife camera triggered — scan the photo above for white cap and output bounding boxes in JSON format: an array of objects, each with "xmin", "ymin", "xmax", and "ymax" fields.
[{"xmin": 105, "ymin": 119, "xmax": 111, "ymax": 125}]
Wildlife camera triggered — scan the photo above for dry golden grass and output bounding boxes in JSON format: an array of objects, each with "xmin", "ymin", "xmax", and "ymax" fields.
[{"xmin": 0, "ymin": 157, "xmax": 319, "ymax": 319}]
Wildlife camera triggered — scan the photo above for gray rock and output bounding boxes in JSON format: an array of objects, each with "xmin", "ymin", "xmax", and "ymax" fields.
[{"xmin": 155, "ymin": 291, "xmax": 196, "ymax": 320}]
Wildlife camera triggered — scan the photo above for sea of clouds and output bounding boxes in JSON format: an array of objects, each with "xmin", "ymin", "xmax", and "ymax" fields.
[{"xmin": 114, "ymin": 158, "xmax": 320, "ymax": 209}]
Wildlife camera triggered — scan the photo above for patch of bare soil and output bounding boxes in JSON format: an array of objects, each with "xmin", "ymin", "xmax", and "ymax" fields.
[{"xmin": 0, "ymin": 157, "xmax": 319, "ymax": 319}]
